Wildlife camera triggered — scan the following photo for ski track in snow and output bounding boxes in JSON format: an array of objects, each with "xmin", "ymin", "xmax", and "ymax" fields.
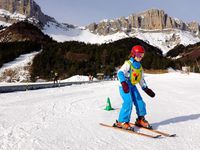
[{"xmin": 0, "ymin": 73, "xmax": 200, "ymax": 150}]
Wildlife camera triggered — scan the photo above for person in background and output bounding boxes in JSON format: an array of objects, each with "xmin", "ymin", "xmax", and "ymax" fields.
[
  {"xmin": 53, "ymin": 72, "xmax": 59, "ymax": 84},
  {"xmin": 114, "ymin": 45, "xmax": 155, "ymax": 130},
  {"xmin": 88, "ymin": 74, "xmax": 93, "ymax": 81}
]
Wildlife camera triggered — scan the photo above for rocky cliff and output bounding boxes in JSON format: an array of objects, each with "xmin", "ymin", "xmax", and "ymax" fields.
[
  {"xmin": 0, "ymin": 0, "xmax": 54, "ymax": 26},
  {"xmin": 87, "ymin": 9, "xmax": 200, "ymax": 36}
]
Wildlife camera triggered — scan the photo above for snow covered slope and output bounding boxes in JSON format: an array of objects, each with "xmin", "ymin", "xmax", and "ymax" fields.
[
  {"xmin": 0, "ymin": 51, "xmax": 40, "ymax": 82},
  {"xmin": 43, "ymin": 22, "xmax": 200, "ymax": 54},
  {"xmin": 0, "ymin": 72, "xmax": 200, "ymax": 149},
  {"xmin": 43, "ymin": 21, "xmax": 130, "ymax": 45}
]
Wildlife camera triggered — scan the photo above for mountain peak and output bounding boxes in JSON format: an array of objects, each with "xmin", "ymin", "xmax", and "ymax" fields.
[
  {"xmin": 138, "ymin": 8, "xmax": 165, "ymax": 15},
  {"xmin": 0, "ymin": 0, "xmax": 55, "ymax": 27},
  {"xmin": 86, "ymin": 8, "xmax": 200, "ymax": 36}
]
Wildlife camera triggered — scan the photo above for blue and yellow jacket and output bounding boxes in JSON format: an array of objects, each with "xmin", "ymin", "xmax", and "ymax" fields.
[{"xmin": 117, "ymin": 57, "xmax": 147, "ymax": 89}]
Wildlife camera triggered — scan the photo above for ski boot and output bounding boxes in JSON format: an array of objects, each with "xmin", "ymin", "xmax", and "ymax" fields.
[
  {"xmin": 113, "ymin": 120, "xmax": 134, "ymax": 131},
  {"xmin": 135, "ymin": 116, "xmax": 152, "ymax": 129}
]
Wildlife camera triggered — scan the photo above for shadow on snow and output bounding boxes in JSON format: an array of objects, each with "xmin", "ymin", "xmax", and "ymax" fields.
[{"xmin": 151, "ymin": 113, "xmax": 200, "ymax": 129}]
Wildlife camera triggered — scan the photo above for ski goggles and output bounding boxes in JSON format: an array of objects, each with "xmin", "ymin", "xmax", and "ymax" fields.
[{"xmin": 135, "ymin": 53, "xmax": 144, "ymax": 58}]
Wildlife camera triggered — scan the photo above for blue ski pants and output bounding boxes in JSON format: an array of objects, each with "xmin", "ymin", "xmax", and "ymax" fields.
[{"xmin": 118, "ymin": 83, "xmax": 147, "ymax": 123}]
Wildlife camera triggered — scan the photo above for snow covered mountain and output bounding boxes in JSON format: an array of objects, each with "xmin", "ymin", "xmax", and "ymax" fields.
[
  {"xmin": 0, "ymin": 1, "xmax": 200, "ymax": 54},
  {"xmin": 42, "ymin": 9, "xmax": 200, "ymax": 54},
  {"xmin": 43, "ymin": 22, "xmax": 200, "ymax": 54}
]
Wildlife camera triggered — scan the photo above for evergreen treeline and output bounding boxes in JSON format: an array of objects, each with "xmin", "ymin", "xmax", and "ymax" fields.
[
  {"xmin": 166, "ymin": 44, "xmax": 186, "ymax": 58},
  {"xmin": 0, "ymin": 41, "xmax": 41, "ymax": 68},
  {"xmin": 0, "ymin": 37, "xmax": 176, "ymax": 82},
  {"xmin": 166, "ymin": 42, "xmax": 200, "ymax": 72},
  {"xmin": 31, "ymin": 38, "xmax": 174, "ymax": 81}
]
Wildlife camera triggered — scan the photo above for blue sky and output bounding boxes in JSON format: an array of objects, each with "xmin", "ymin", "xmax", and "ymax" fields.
[{"xmin": 35, "ymin": 0, "xmax": 200, "ymax": 26}]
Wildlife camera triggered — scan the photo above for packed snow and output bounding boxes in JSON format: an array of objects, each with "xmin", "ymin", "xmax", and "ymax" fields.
[{"xmin": 0, "ymin": 72, "xmax": 200, "ymax": 150}]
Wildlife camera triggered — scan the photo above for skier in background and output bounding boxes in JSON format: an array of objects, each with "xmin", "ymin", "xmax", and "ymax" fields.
[
  {"xmin": 53, "ymin": 72, "xmax": 59, "ymax": 84},
  {"xmin": 114, "ymin": 45, "xmax": 155, "ymax": 130}
]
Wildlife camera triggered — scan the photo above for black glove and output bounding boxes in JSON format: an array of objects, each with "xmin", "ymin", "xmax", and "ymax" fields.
[
  {"xmin": 121, "ymin": 81, "xmax": 129, "ymax": 93},
  {"xmin": 143, "ymin": 87, "xmax": 155, "ymax": 98}
]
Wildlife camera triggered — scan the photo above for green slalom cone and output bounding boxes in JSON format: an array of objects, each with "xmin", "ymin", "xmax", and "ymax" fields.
[{"xmin": 104, "ymin": 97, "xmax": 114, "ymax": 111}]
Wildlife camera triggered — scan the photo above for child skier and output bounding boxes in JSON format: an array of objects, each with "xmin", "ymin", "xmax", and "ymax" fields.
[{"xmin": 114, "ymin": 45, "xmax": 155, "ymax": 130}]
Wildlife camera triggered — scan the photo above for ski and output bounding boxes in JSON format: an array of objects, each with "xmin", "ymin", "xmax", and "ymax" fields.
[
  {"xmin": 129, "ymin": 123, "xmax": 176, "ymax": 137},
  {"xmin": 99, "ymin": 123, "xmax": 161, "ymax": 139}
]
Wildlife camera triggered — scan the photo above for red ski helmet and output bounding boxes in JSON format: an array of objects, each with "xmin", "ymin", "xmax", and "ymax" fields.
[{"xmin": 131, "ymin": 45, "xmax": 145, "ymax": 58}]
